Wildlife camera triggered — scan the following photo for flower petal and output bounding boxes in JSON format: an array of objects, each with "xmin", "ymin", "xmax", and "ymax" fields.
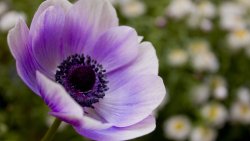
[
  {"xmin": 131, "ymin": 41, "xmax": 159, "ymax": 75},
  {"xmin": 95, "ymin": 75, "xmax": 166, "ymax": 127},
  {"xmin": 8, "ymin": 19, "xmax": 38, "ymax": 94},
  {"xmin": 30, "ymin": 0, "xmax": 71, "ymax": 34},
  {"xmin": 50, "ymin": 112, "xmax": 112, "ymax": 130},
  {"xmin": 16, "ymin": 50, "xmax": 40, "ymax": 95},
  {"xmin": 74, "ymin": 115, "xmax": 156, "ymax": 141},
  {"xmin": 90, "ymin": 26, "xmax": 139, "ymax": 72},
  {"xmin": 36, "ymin": 72, "xmax": 112, "ymax": 130},
  {"xmin": 8, "ymin": 20, "xmax": 41, "ymax": 94},
  {"xmin": 31, "ymin": 6, "xmax": 65, "ymax": 76},
  {"xmin": 7, "ymin": 19, "xmax": 29, "ymax": 59},
  {"xmin": 62, "ymin": 0, "xmax": 118, "ymax": 57},
  {"xmin": 106, "ymin": 41, "xmax": 159, "ymax": 91},
  {"xmin": 36, "ymin": 71, "xmax": 83, "ymax": 115}
]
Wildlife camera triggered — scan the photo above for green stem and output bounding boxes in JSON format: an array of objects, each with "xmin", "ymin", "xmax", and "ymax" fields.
[{"xmin": 41, "ymin": 118, "xmax": 62, "ymax": 141}]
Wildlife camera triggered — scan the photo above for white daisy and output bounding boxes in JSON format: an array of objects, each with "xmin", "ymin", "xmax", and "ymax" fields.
[
  {"xmin": 166, "ymin": 0, "xmax": 195, "ymax": 20},
  {"xmin": 230, "ymin": 101, "xmax": 250, "ymax": 124},
  {"xmin": 190, "ymin": 126, "xmax": 217, "ymax": 141},
  {"xmin": 167, "ymin": 48, "xmax": 188, "ymax": 67},
  {"xmin": 164, "ymin": 115, "xmax": 192, "ymax": 140},
  {"xmin": 227, "ymin": 28, "xmax": 250, "ymax": 50},
  {"xmin": 192, "ymin": 83, "xmax": 210, "ymax": 104},
  {"xmin": 201, "ymin": 103, "xmax": 228, "ymax": 127},
  {"xmin": 120, "ymin": 0, "xmax": 146, "ymax": 18},
  {"xmin": 188, "ymin": 41, "xmax": 219, "ymax": 72}
]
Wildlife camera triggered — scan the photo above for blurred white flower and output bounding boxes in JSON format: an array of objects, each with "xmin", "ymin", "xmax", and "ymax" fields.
[
  {"xmin": 164, "ymin": 115, "xmax": 192, "ymax": 140},
  {"xmin": 227, "ymin": 28, "xmax": 250, "ymax": 50},
  {"xmin": 0, "ymin": 11, "xmax": 26, "ymax": 32},
  {"xmin": 200, "ymin": 19, "xmax": 213, "ymax": 31},
  {"xmin": 167, "ymin": 48, "xmax": 188, "ymax": 67},
  {"xmin": 219, "ymin": 2, "xmax": 246, "ymax": 30},
  {"xmin": 220, "ymin": 16, "xmax": 246, "ymax": 31},
  {"xmin": 195, "ymin": 1, "xmax": 216, "ymax": 19},
  {"xmin": 237, "ymin": 87, "xmax": 250, "ymax": 104},
  {"xmin": 0, "ymin": 1, "xmax": 8, "ymax": 15},
  {"xmin": 166, "ymin": 0, "xmax": 195, "ymax": 19},
  {"xmin": 201, "ymin": 103, "xmax": 228, "ymax": 127},
  {"xmin": 210, "ymin": 76, "xmax": 228, "ymax": 100},
  {"xmin": 230, "ymin": 101, "xmax": 250, "ymax": 124},
  {"xmin": 192, "ymin": 83, "xmax": 210, "ymax": 104},
  {"xmin": 120, "ymin": 0, "xmax": 146, "ymax": 18},
  {"xmin": 187, "ymin": 16, "xmax": 213, "ymax": 31},
  {"xmin": 187, "ymin": 15, "xmax": 200, "ymax": 28},
  {"xmin": 214, "ymin": 86, "xmax": 227, "ymax": 100},
  {"xmin": 190, "ymin": 126, "xmax": 217, "ymax": 141},
  {"xmin": 188, "ymin": 41, "xmax": 219, "ymax": 72},
  {"xmin": 187, "ymin": 1, "xmax": 215, "ymax": 31},
  {"xmin": 219, "ymin": 2, "xmax": 245, "ymax": 18}
]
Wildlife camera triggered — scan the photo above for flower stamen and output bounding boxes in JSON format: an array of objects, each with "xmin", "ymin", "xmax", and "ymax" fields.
[{"xmin": 55, "ymin": 54, "xmax": 108, "ymax": 108}]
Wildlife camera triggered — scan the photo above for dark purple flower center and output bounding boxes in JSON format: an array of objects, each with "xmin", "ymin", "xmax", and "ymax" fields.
[
  {"xmin": 68, "ymin": 66, "xmax": 96, "ymax": 92},
  {"xmin": 55, "ymin": 54, "xmax": 108, "ymax": 108}
]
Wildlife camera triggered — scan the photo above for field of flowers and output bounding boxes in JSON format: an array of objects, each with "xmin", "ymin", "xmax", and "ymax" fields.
[{"xmin": 0, "ymin": 0, "xmax": 250, "ymax": 141}]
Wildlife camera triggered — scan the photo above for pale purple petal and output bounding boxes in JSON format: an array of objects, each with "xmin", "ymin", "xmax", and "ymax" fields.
[
  {"xmin": 50, "ymin": 112, "xmax": 113, "ymax": 130},
  {"xmin": 36, "ymin": 71, "xmax": 113, "ymax": 129},
  {"xmin": 106, "ymin": 41, "xmax": 159, "ymax": 91},
  {"xmin": 16, "ymin": 51, "xmax": 40, "ymax": 95},
  {"xmin": 7, "ymin": 19, "xmax": 29, "ymax": 59},
  {"xmin": 30, "ymin": 0, "xmax": 71, "ymax": 34},
  {"xmin": 89, "ymin": 26, "xmax": 139, "ymax": 72},
  {"xmin": 8, "ymin": 20, "xmax": 40, "ymax": 95},
  {"xmin": 36, "ymin": 71, "xmax": 83, "ymax": 115},
  {"xmin": 94, "ymin": 75, "xmax": 166, "ymax": 127},
  {"xmin": 74, "ymin": 115, "xmax": 156, "ymax": 141},
  {"xmin": 131, "ymin": 41, "xmax": 159, "ymax": 75},
  {"xmin": 62, "ymin": 0, "xmax": 118, "ymax": 57},
  {"xmin": 8, "ymin": 18, "xmax": 40, "ymax": 94},
  {"xmin": 31, "ymin": 6, "xmax": 65, "ymax": 76}
]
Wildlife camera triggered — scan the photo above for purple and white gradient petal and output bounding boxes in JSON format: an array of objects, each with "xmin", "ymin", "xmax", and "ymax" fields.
[{"xmin": 7, "ymin": 0, "xmax": 166, "ymax": 140}]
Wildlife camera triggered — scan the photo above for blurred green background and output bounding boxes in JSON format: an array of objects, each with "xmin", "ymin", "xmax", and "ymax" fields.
[{"xmin": 0, "ymin": 0, "xmax": 250, "ymax": 141}]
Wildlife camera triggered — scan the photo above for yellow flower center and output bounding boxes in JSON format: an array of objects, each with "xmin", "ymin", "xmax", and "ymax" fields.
[
  {"xmin": 208, "ymin": 106, "xmax": 218, "ymax": 119},
  {"xmin": 240, "ymin": 104, "xmax": 250, "ymax": 115},
  {"xmin": 235, "ymin": 29, "xmax": 248, "ymax": 39},
  {"xmin": 174, "ymin": 121, "xmax": 184, "ymax": 131}
]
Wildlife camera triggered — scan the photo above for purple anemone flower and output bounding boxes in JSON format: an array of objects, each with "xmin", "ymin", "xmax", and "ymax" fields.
[{"xmin": 7, "ymin": 0, "xmax": 166, "ymax": 140}]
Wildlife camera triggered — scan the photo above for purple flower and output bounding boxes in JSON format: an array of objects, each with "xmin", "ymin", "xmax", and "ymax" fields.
[{"xmin": 7, "ymin": 0, "xmax": 166, "ymax": 140}]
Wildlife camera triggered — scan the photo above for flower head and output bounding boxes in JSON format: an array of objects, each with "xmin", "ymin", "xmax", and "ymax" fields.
[
  {"xmin": 7, "ymin": 0, "xmax": 166, "ymax": 140},
  {"xmin": 167, "ymin": 48, "xmax": 188, "ymax": 67},
  {"xmin": 201, "ymin": 103, "xmax": 228, "ymax": 127},
  {"xmin": 120, "ymin": 0, "xmax": 146, "ymax": 18},
  {"xmin": 188, "ymin": 40, "xmax": 219, "ymax": 72},
  {"xmin": 190, "ymin": 126, "xmax": 217, "ymax": 141},
  {"xmin": 192, "ymin": 83, "xmax": 210, "ymax": 104},
  {"xmin": 227, "ymin": 28, "xmax": 250, "ymax": 50},
  {"xmin": 166, "ymin": 0, "xmax": 195, "ymax": 19},
  {"xmin": 230, "ymin": 101, "xmax": 250, "ymax": 124},
  {"xmin": 163, "ymin": 115, "xmax": 192, "ymax": 140}
]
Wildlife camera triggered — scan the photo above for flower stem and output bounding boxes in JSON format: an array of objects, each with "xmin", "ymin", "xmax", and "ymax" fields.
[{"xmin": 41, "ymin": 118, "xmax": 62, "ymax": 141}]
